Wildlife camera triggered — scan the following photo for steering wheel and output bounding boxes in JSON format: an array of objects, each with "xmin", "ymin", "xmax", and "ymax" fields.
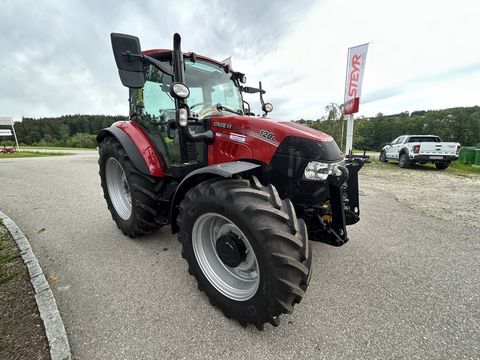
[{"xmin": 189, "ymin": 102, "xmax": 211, "ymax": 110}]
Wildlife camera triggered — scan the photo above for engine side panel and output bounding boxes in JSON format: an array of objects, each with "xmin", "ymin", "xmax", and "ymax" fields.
[{"xmin": 208, "ymin": 115, "xmax": 334, "ymax": 166}]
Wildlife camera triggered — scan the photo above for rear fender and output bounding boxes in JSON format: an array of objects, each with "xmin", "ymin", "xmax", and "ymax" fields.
[
  {"xmin": 97, "ymin": 121, "xmax": 165, "ymax": 177},
  {"xmin": 169, "ymin": 161, "xmax": 260, "ymax": 233}
]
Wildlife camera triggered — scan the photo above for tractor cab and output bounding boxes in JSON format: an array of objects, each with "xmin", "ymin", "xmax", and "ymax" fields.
[
  {"xmin": 131, "ymin": 52, "xmax": 245, "ymax": 169},
  {"xmin": 110, "ymin": 33, "xmax": 273, "ymax": 177}
]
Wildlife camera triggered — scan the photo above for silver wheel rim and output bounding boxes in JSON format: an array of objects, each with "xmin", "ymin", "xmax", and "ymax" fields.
[
  {"xmin": 105, "ymin": 157, "xmax": 132, "ymax": 220},
  {"xmin": 192, "ymin": 212, "xmax": 260, "ymax": 301}
]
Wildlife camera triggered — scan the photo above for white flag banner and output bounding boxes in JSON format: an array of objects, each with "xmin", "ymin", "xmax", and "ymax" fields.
[
  {"xmin": 0, "ymin": 129, "xmax": 13, "ymax": 136},
  {"xmin": 0, "ymin": 116, "xmax": 13, "ymax": 126},
  {"xmin": 343, "ymin": 43, "xmax": 369, "ymax": 115}
]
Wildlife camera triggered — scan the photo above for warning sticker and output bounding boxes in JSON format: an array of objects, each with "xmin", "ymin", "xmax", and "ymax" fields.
[{"xmin": 229, "ymin": 133, "xmax": 246, "ymax": 143}]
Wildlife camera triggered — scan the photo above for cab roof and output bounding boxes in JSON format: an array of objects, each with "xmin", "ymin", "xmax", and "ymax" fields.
[{"xmin": 142, "ymin": 49, "xmax": 227, "ymax": 68}]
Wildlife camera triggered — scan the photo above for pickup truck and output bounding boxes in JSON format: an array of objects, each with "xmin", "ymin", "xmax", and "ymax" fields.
[{"xmin": 379, "ymin": 135, "xmax": 460, "ymax": 169}]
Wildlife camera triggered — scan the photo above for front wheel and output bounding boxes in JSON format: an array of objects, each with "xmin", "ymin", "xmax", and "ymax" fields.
[
  {"xmin": 379, "ymin": 151, "xmax": 387, "ymax": 162},
  {"xmin": 177, "ymin": 176, "xmax": 312, "ymax": 329}
]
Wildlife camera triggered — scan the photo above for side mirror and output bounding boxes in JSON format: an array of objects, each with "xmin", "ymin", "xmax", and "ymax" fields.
[{"xmin": 111, "ymin": 33, "xmax": 145, "ymax": 88}]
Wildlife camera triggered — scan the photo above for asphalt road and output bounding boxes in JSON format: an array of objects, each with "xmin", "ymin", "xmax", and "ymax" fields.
[{"xmin": 0, "ymin": 154, "xmax": 478, "ymax": 360}]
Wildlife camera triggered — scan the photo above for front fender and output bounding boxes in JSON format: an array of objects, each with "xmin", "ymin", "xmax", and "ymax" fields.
[{"xmin": 169, "ymin": 161, "xmax": 260, "ymax": 233}]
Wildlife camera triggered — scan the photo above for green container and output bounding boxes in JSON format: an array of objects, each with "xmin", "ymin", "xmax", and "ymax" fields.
[
  {"xmin": 475, "ymin": 149, "xmax": 480, "ymax": 165},
  {"xmin": 459, "ymin": 147, "xmax": 476, "ymax": 164}
]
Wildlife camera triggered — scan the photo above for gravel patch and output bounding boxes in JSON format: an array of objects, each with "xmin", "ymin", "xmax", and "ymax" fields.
[{"xmin": 360, "ymin": 161, "xmax": 480, "ymax": 229}]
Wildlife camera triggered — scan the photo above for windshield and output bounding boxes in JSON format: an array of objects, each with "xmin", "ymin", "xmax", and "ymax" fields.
[
  {"xmin": 142, "ymin": 58, "xmax": 243, "ymax": 121},
  {"xmin": 184, "ymin": 59, "xmax": 243, "ymax": 118},
  {"xmin": 407, "ymin": 136, "xmax": 441, "ymax": 143}
]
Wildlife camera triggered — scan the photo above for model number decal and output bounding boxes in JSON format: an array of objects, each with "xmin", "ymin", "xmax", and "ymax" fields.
[
  {"xmin": 213, "ymin": 121, "xmax": 232, "ymax": 129},
  {"xmin": 259, "ymin": 130, "xmax": 276, "ymax": 142}
]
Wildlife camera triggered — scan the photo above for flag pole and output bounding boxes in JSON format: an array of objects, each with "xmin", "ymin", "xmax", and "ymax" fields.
[
  {"xmin": 11, "ymin": 122, "xmax": 20, "ymax": 150},
  {"xmin": 345, "ymin": 114, "xmax": 354, "ymax": 155}
]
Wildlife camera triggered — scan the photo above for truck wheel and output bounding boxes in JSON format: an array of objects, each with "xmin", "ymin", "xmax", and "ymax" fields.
[
  {"xmin": 398, "ymin": 153, "xmax": 411, "ymax": 168},
  {"xmin": 379, "ymin": 151, "xmax": 387, "ymax": 162},
  {"xmin": 177, "ymin": 176, "xmax": 312, "ymax": 329},
  {"xmin": 99, "ymin": 136, "xmax": 165, "ymax": 237},
  {"xmin": 435, "ymin": 162, "xmax": 449, "ymax": 170}
]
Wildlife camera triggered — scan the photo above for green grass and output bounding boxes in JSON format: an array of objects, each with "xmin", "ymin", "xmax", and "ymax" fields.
[
  {"xmin": 0, "ymin": 151, "xmax": 69, "ymax": 158},
  {"xmin": 20, "ymin": 145, "xmax": 96, "ymax": 151},
  {"xmin": 448, "ymin": 161, "xmax": 480, "ymax": 175},
  {"xmin": 0, "ymin": 225, "xmax": 21, "ymax": 285}
]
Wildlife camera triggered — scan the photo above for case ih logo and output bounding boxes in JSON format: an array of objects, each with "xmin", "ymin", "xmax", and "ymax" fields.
[{"xmin": 213, "ymin": 121, "xmax": 232, "ymax": 129}]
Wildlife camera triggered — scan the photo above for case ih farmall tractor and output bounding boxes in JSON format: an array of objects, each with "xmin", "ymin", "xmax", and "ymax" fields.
[{"xmin": 98, "ymin": 33, "xmax": 363, "ymax": 330}]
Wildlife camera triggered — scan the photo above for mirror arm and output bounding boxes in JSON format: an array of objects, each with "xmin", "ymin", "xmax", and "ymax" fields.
[
  {"xmin": 143, "ymin": 55, "xmax": 174, "ymax": 76},
  {"xmin": 122, "ymin": 51, "xmax": 174, "ymax": 77},
  {"xmin": 258, "ymin": 81, "xmax": 269, "ymax": 117},
  {"xmin": 259, "ymin": 81, "xmax": 266, "ymax": 107}
]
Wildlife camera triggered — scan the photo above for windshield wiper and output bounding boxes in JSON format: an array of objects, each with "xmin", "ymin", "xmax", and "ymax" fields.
[{"xmin": 216, "ymin": 104, "xmax": 242, "ymax": 115}]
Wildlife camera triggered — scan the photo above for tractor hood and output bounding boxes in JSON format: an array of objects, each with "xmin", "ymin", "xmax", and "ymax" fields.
[
  {"xmin": 209, "ymin": 114, "xmax": 343, "ymax": 166},
  {"xmin": 210, "ymin": 115, "xmax": 334, "ymax": 144},
  {"xmin": 277, "ymin": 121, "xmax": 334, "ymax": 142}
]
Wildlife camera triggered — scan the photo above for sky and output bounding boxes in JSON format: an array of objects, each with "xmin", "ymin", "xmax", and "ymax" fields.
[{"xmin": 1, "ymin": 0, "xmax": 479, "ymax": 122}]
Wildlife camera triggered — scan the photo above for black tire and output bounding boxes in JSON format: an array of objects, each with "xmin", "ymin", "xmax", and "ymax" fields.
[
  {"xmin": 177, "ymin": 176, "xmax": 312, "ymax": 329},
  {"xmin": 99, "ymin": 136, "xmax": 165, "ymax": 237},
  {"xmin": 435, "ymin": 162, "xmax": 449, "ymax": 170},
  {"xmin": 398, "ymin": 153, "xmax": 411, "ymax": 168},
  {"xmin": 379, "ymin": 151, "xmax": 387, "ymax": 162}
]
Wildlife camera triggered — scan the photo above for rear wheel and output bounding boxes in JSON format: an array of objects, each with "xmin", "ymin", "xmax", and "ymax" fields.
[
  {"xmin": 435, "ymin": 162, "xmax": 449, "ymax": 170},
  {"xmin": 398, "ymin": 153, "xmax": 411, "ymax": 168},
  {"xmin": 177, "ymin": 176, "xmax": 312, "ymax": 329},
  {"xmin": 99, "ymin": 136, "xmax": 165, "ymax": 237}
]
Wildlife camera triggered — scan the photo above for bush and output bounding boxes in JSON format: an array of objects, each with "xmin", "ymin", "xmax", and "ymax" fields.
[{"xmin": 65, "ymin": 133, "xmax": 97, "ymax": 148}]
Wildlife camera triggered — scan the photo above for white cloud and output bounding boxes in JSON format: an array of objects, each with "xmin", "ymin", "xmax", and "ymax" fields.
[{"xmin": 0, "ymin": 0, "xmax": 479, "ymax": 122}]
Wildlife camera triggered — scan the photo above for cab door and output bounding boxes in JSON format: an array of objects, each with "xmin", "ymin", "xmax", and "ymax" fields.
[
  {"xmin": 133, "ymin": 65, "xmax": 206, "ymax": 169},
  {"xmin": 389, "ymin": 136, "xmax": 405, "ymax": 160},
  {"xmin": 385, "ymin": 137, "xmax": 399, "ymax": 159}
]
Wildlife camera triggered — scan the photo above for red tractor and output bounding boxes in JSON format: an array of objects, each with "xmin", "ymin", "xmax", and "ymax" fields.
[{"xmin": 98, "ymin": 33, "xmax": 363, "ymax": 329}]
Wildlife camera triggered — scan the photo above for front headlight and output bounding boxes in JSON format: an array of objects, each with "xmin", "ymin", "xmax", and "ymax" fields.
[{"xmin": 303, "ymin": 161, "xmax": 344, "ymax": 180}]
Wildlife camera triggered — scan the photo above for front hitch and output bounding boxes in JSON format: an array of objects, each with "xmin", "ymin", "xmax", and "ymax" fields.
[
  {"xmin": 326, "ymin": 165, "xmax": 349, "ymax": 246},
  {"xmin": 310, "ymin": 159, "xmax": 364, "ymax": 247},
  {"xmin": 345, "ymin": 158, "xmax": 364, "ymax": 224}
]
